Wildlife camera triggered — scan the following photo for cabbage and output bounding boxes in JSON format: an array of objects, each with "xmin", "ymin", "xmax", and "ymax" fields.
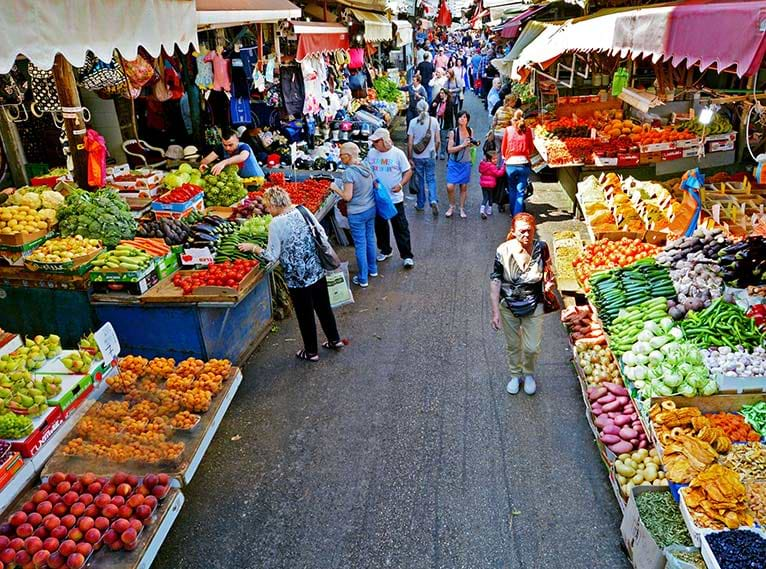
[
  {"xmin": 37, "ymin": 208, "xmax": 57, "ymax": 223},
  {"xmin": 655, "ymin": 382, "xmax": 674, "ymax": 396},
  {"xmin": 702, "ymin": 380, "xmax": 718, "ymax": 396},
  {"xmin": 663, "ymin": 372, "xmax": 683, "ymax": 387},
  {"xmin": 18, "ymin": 192, "xmax": 41, "ymax": 209}
]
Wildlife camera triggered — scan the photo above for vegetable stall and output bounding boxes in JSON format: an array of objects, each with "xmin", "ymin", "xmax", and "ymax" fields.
[{"xmin": 555, "ymin": 166, "xmax": 766, "ymax": 567}]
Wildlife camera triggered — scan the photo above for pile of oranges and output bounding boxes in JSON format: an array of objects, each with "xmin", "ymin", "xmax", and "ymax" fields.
[{"xmin": 145, "ymin": 357, "xmax": 176, "ymax": 379}]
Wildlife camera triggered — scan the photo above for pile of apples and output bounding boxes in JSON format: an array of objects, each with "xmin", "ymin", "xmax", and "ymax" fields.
[{"xmin": 0, "ymin": 471, "xmax": 170, "ymax": 568}]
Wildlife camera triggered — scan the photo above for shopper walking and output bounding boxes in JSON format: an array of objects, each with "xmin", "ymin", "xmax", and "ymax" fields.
[
  {"xmin": 478, "ymin": 147, "xmax": 505, "ymax": 219},
  {"xmin": 429, "ymin": 67, "xmax": 448, "ymax": 97},
  {"xmin": 407, "ymin": 99, "xmax": 440, "ymax": 215},
  {"xmin": 430, "ymin": 88, "xmax": 455, "ymax": 160},
  {"xmin": 332, "ymin": 142, "xmax": 377, "ymax": 288},
  {"xmin": 399, "ymin": 74, "xmax": 428, "ymax": 126},
  {"xmin": 487, "ymin": 78, "xmax": 502, "ymax": 118},
  {"xmin": 445, "ymin": 110, "xmax": 476, "ymax": 219},
  {"xmin": 434, "ymin": 46, "xmax": 449, "ymax": 70},
  {"xmin": 367, "ymin": 128, "xmax": 415, "ymax": 269},
  {"xmin": 452, "ymin": 58, "xmax": 468, "ymax": 108},
  {"xmin": 445, "ymin": 69, "xmax": 463, "ymax": 114},
  {"xmin": 501, "ymin": 109, "xmax": 534, "ymax": 216},
  {"xmin": 490, "ymin": 213, "xmax": 554, "ymax": 395},
  {"xmin": 238, "ymin": 187, "xmax": 343, "ymax": 362},
  {"xmin": 416, "ymin": 53, "xmax": 435, "ymax": 102}
]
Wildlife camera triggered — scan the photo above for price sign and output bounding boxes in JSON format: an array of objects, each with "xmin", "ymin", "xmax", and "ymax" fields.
[
  {"xmin": 711, "ymin": 204, "xmax": 721, "ymax": 224},
  {"xmin": 180, "ymin": 247, "xmax": 215, "ymax": 266},
  {"xmin": 94, "ymin": 322, "xmax": 120, "ymax": 365}
]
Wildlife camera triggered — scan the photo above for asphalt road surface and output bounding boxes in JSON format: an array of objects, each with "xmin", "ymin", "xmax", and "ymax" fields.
[{"xmin": 153, "ymin": 92, "xmax": 630, "ymax": 569}]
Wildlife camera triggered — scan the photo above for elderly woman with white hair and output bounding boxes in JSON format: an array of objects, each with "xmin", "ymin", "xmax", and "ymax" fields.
[
  {"xmin": 407, "ymin": 99, "xmax": 440, "ymax": 214},
  {"xmin": 331, "ymin": 142, "xmax": 378, "ymax": 288},
  {"xmin": 238, "ymin": 186, "xmax": 344, "ymax": 362}
]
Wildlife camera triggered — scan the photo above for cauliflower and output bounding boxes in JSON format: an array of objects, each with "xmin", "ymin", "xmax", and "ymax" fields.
[
  {"xmin": 41, "ymin": 190, "xmax": 65, "ymax": 210},
  {"xmin": 37, "ymin": 208, "xmax": 58, "ymax": 224},
  {"xmin": 19, "ymin": 192, "xmax": 42, "ymax": 210}
]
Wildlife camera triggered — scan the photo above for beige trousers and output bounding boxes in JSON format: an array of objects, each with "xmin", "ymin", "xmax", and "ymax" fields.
[{"xmin": 499, "ymin": 303, "xmax": 544, "ymax": 376}]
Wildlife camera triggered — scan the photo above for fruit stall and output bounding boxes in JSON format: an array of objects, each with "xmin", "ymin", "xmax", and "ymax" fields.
[
  {"xmin": 0, "ymin": 321, "xmax": 248, "ymax": 569},
  {"xmin": 0, "ymin": 165, "xmax": 340, "ymax": 364},
  {"xmin": 557, "ymin": 201, "xmax": 766, "ymax": 567}
]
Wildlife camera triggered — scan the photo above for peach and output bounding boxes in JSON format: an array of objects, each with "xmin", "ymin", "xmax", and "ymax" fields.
[
  {"xmin": 26, "ymin": 513, "xmax": 42, "ymax": 527},
  {"xmin": 126, "ymin": 474, "xmax": 139, "ymax": 488},
  {"xmin": 117, "ymin": 506, "xmax": 133, "ymax": 519},
  {"xmin": 83, "ymin": 529, "xmax": 100, "ymax": 545},
  {"xmin": 136, "ymin": 486, "xmax": 150, "ymax": 497},
  {"xmin": 78, "ymin": 494, "xmax": 93, "ymax": 507},
  {"xmin": 128, "ymin": 519, "xmax": 142, "ymax": 533},
  {"xmin": 0, "ymin": 523, "xmax": 12, "ymax": 536},
  {"xmin": 21, "ymin": 502, "xmax": 35, "ymax": 514},
  {"xmin": 65, "ymin": 529, "xmax": 82, "ymax": 543},
  {"xmin": 70, "ymin": 483, "xmax": 82, "ymax": 494},
  {"xmin": 65, "ymin": 474, "xmax": 77, "ymax": 485},
  {"xmin": 10, "ymin": 512, "xmax": 28, "ymax": 527},
  {"xmin": 66, "ymin": 552, "xmax": 85, "ymax": 569},
  {"xmin": 55, "ymin": 482, "xmax": 70, "ymax": 495},
  {"xmin": 32, "ymin": 528, "xmax": 48, "ymax": 540},
  {"xmin": 0, "ymin": 548, "xmax": 14, "ymax": 564},
  {"xmin": 157, "ymin": 474, "xmax": 170, "ymax": 486},
  {"xmin": 143, "ymin": 496, "xmax": 158, "ymax": 510},
  {"xmin": 96, "ymin": 477, "xmax": 109, "ymax": 487},
  {"xmin": 86, "ymin": 483, "xmax": 101, "ymax": 495},
  {"xmin": 101, "ymin": 505, "xmax": 118, "ymax": 519},
  {"xmin": 39, "ymin": 482, "xmax": 52, "ymax": 493},
  {"xmin": 134, "ymin": 505, "xmax": 152, "ymax": 520},
  {"xmin": 14, "ymin": 550, "xmax": 31, "ymax": 566},
  {"xmin": 49, "ymin": 526, "xmax": 67, "ymax": 541},
  {"xmin": 58, "ymin": 539, "xmax": 76, "ymax": 556},
  {"xmin": 94, "ymin": 517, "xmax": 109, "ymax": 532},
  {"xmin": 102, "ymin": 484, "xmax": 116, "ymax": 497},
  {"xmin": 47, "ymin": 493, "xmax": 61, "ymax": 505},
  {"xmin": 9, "ymin": 537, "xmax": 24, "ymax": 551},
  {"xmin": 42, "ymin": 537, "xmax": 59, "ymax": 553},
  {"xmin": 60, "ymin": 515, "xmax": 76, "ymax": 530},
  {"xmin": 61, "ymin": 493, "xmax": 79, "ymax": 508},
  {"xmin": 35, "ymin": 501, "xmax": 52, "ymax": 516},
  {"xmin": 110, "ymin": 496, "xmax": 125, "ymax": 507},
  {"xmin": 101, "ymin": 529, "xmax": 118, "ymax": 545},
  {"xmin": 0, "ymin": 537, "xmax": 8, "ymax": 550},
  {"xmin": 23, "ymin": 537, "xmax": 42, "ymax": 554},
  {"xmin": 47, "ymin": 551, "xmax": 65, "ymax": 569},
  {"xmin": 108, "ymin": 540, "xmax": 122, "ymax": 551},
  {"xmin": 142, "ymin": 474, "xmax": 158, "ymax": 489},
  {"xmin": 116, "ymin": 484, "xmax": 132, "ymax": 498},
  {"xmin": 83, "ymin": 505, "xmax": 98, "ymax": 519},
  {"xmin": 74, "ymin": 542, "xmax": 91, "ymax": 557},
  {"xmin": 77, "ymin": 518, "xmax": 94, "ymax": 533},
  {"xmin": 52, "ymin": 504, "xmax": 68, "ymax": 517},
  {"xmin": 31, "ymin": 491, "xmax": 48, "ymax": 505},
  {"xmin": 93, "ymin": 495, "xmax": 110, "ymax": 509},
  {"xmin": 151, "ymin": 485, "xmax": 167, "ymax": 499},
  {"xmin": 48, "ymin": 473, "xmax": 65, "ymax": 486},
  {"xmin": 32, "ymin": 549, "xmax": 50, "ymax": 567},
  {"xmin": 68, "ymin": 503, "xmax": 85, "ymax": 518},
  {"xmin": 15, "ymin": 524, "xmax": 33, "ymax": 538},
  {"xmin": 127, "ymin": 494, "xmax": 144, "ymax": 508},
  {"xmin": 111, "ymin": 473, "xmax": 127, "ymax": 486},
  {"xmin": 123, "ymin": 539, "xmax": 139, "ymax": 551},
  {"xmin": 111, "ymin": 519, "xmax": 130, "ymax": 534},
  {"xmin": 79, "ymin": 473, "xmax": 96, "ymax": 486}
]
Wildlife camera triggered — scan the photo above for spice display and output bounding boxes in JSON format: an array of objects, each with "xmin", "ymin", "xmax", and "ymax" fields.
[
  {"xmin": 683, "ymin": 464, "xmax": 753, "ymax": 530},
  {"xmin": 718, "ymin": 442, "xmax": 766, "ymax": 481},
  {"xmin": 741, "ymin": 401, "xmax": 766, "ymax": 436},
  {"xmin": 706, "ymin": 529, "xmax": 766, "ymax": 568},
  {"xmin": 634, "ymin": 491, "xmax": 693, "ymax": 548},
  {"xmin": 706, "ymin": 412, "xmax": 762, "ymax": 442}
]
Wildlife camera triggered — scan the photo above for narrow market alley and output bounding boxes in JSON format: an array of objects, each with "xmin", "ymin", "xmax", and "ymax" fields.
[{"xmin": 154, "ymin": 93, "xmax": 630, "ymax": 569}]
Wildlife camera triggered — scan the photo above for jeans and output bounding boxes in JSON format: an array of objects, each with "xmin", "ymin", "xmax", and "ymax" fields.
[
  {"xmin": 348, "ymin": 206, "xmax": 378, "ymax": 284},
  {"xmin": 413, "ymin": 157, "xmax": 437, "ymax": 208},
  {"xmin": 506, "ymin": 164, "xmax": 530, "ymax": 216},
  {"xmin": 289, "ymin": 277, "xmax": 340, "ymax": 355},
  {"xmin": 439, "ymin": 129, "xmax": 448, "ymax": 158},
  {"xmin": 375, "ymin": 202, "xmax": 413, "ymax": 259},
  {"xmin": 481, "ymin": 188, "xmax": 492, "ymax": 207},
  {"xmin": 424, "ymin": 84, "xmax": 433, "ymax": 103}
]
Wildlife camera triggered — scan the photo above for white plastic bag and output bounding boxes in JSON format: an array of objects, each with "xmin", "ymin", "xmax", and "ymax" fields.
[{"xmin": 326, "ymin": 262, "xmax": 354, "ymax": 309}]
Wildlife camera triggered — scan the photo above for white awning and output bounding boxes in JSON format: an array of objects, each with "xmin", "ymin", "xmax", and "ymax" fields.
[
  {"xmin": 197, "ymin": 0, "xmax": 302, "ymax": 29},
  {"xmin": 290, "ymin": 21, "xmax": 349, "ymax": 34},
  {"xmin": 394, "ymin": 19, "xmax": 413, "ymax": 47},
  {"xmin": 349, "ymin": 8, "xmax": 393, "ymax": 42},
  {"xmin": 0, "ymin": 0, "xmax": 197, "ymax": 72}
]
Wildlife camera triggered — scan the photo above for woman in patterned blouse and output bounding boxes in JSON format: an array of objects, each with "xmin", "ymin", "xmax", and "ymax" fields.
[{"xmin": 239, "ymin": 187, "xmax": 344, "ymax": 362}]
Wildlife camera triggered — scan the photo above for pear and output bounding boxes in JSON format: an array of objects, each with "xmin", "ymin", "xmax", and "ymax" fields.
[
  {"xmin": 33, "ymin": 335, "xmax": 44, "ymax": 345},
  {"xmin": 24, "ymin": 338, "xmax": 34, "ymax": 348},
  {"xmin": 48, "ymin": 334, "xmax": 61, "ymax": 345}
]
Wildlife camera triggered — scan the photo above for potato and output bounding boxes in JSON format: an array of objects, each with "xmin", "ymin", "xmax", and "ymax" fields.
[{"xmin": 631, "ymin": 474, "xmax": 645, "ymax": 485}]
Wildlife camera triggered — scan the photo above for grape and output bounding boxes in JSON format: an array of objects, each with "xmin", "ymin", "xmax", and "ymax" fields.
[{"xmin": 0, "ymin": 413, "xmax": 33, "ymax": 439}]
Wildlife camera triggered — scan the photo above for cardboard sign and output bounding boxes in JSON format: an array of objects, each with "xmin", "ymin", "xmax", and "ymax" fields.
[
  {"xmin": 180, "ymin": 247, "xmax": 215, "ymax": 266},
  {"xmin": 94, "ymin": 323, "xmax": 120, "ymax": 365}
]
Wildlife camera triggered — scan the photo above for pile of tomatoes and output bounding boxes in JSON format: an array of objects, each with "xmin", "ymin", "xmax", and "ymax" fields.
[
  {"xmin": 255, "ymin": 173, "xmax": 331, "ymax": 212},
  {"xmin": 572, "ymin": 238, "xmax": 660, "ymax": 288},
  {"xmin": 172, "ymin": 259, "xmax": 259, "ymax": 295},
  {"xmin": 156, "ymin": 183, "xmax": 203, "ymax": 204}
]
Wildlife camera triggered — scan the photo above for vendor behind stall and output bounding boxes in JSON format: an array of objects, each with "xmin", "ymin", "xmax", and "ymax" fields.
[{"xmin": 200, "ymin": 129, "xmax": 265, "ymax": 177}]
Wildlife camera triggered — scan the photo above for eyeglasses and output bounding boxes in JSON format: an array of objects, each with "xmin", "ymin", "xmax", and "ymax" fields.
[{"xmin": 339, "ymin": 153, "xmax": 350, "ymax": 157}]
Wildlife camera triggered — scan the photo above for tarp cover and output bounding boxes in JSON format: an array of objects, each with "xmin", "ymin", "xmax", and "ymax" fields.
[
  {"xmin": 197, "ymin": 0, "xmax": 302, "ymax": 27},
  {"xmin": 394, "ymin": 19, "xmax": 413, "ymax": 47},
  {"xmin": 349, "ymin": 8, "xmax": 393, "ymax": 42},
  {"xmin": 500, "ymin": 4, "xmax": 547, "ymax": 39},
  {"xmin": 515, "ymin": 0, "xmax": 766, "ymax": 77},
  {"xmin": 297, "ymin": 29, "xmax": 350, "ymax": 61},
  {"xmin": 0, "ymin": 0, "xmax": 197, "ymax": 72}
]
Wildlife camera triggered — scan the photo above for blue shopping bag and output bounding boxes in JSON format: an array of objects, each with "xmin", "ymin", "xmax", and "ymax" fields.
[{"xmin": 373, "ymin": 179, "xmax": 397, "ymax": 220}]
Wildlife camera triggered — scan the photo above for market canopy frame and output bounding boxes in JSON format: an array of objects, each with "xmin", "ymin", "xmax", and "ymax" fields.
[{"xmin": 0, "ymin": 0, "xmax": 198, "ymax": 72}]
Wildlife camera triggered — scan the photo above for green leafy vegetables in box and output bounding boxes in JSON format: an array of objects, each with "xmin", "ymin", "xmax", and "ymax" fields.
[
  {"xmin": 57, "ymin": 188, "xmax": 137, "ymax": 247},
  {"xmin": 372, "ymin": 77, "xmax": 403, "ymax": 104}
]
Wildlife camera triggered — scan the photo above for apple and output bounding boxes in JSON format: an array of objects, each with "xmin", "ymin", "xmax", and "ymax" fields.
[{"xmin": 0, "ymin": 524, "xmax": 12, "ymax": 537}]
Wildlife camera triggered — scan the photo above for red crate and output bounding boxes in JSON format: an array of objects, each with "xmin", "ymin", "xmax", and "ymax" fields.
[{"xmin": 9, "ymin": 407, "xmax": 65, "ymax": 458}]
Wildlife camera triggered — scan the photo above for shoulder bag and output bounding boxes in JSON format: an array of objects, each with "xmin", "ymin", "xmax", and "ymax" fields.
[
  {"xmin": 297, "ymin": 205, "xmax": 341, "ymax": 271},
  {"xmin": 412, "ymin": 117, "xmax": 434, "ymax": 155},
  {"xmin": 541, "ymin": 242, "xmax": 561, "ymax": 313}
]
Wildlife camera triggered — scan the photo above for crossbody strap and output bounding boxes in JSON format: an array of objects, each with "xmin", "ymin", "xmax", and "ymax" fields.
[{"xmin": 296, "ymin": 205, "xmax": 321, "ymax": 240}]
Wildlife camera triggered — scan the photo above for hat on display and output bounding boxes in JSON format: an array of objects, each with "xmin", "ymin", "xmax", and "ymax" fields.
[
  {"xmin": 183, "ymin": 145, "xmax": 199, "ymax": 159},
  {"xmin": 165, "ymin": 145, "xmax": 184, "ymax": 160},
  {"xmin": 368, "ymin": 128, "xmax": 390, "ymax": 143},
  {"xmin": 267, "ymin": 153, "xmax": 281, "ymax": 167},
  {"xmin": 340, "ymin": 120, "xmax": 353, "ymax": 132}
]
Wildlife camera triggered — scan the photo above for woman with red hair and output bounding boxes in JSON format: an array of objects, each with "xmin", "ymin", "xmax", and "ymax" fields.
[{"xmin": 490, "ymin": 213, "xmax": 554, "ymax": 395}]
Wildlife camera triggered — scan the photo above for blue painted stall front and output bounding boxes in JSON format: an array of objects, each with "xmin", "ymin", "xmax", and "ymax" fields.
[{"xmin": 91, "ymin": 271, "xmax": 272, "ymax": 364}]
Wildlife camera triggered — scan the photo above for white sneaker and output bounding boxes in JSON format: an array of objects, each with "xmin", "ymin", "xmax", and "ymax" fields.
[
  {"xmin": 403, "ymin": 258, "xmax": 414, "ymax": 268},
  {"xmin": 369, "ymin": 272, "xmax": 379, "ymax": 277},
  {"xmin": 486, "ymin": 206, "xmax": 493, "ymax": 216},
  {"xmin": 524, "ymin": 375, "xmax": 536, "ymax": 395},
  {"xmin": 506, "ymin": 377, "xmax": 520, "ymax": 394},
  {"xmin": 376, "ymin": 252, "xmax": 392, "ymax": 262},
  {"xmin": 479, "ymin": 205, "xmax": 485, "ymax": 215}
]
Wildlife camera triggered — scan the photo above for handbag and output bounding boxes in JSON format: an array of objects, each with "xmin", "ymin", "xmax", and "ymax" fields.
[
  {"xmin": 78, "ymin": 53, "xmax": 127, "ymax": 93},
  {"xmin": 541, "ymin": 242, "xmax": 561, "ymax": 313},
  {"xmin": 373, "ymin": 179, "xmax": 397, "ymax": 220},
  {"xmin": 0, "ymin": 64, "xmax": 27, "ymax": 106},
  {"xmin": 297, "ymin": 205, "xmax": 341, "ymax": 271},
  {"xmin": 412, "ymin": 117, "xmax": 434, "ymax": 154},
  {"xmin": 28, "ymin": 64, "xmax": 61, "ymax": 114}
]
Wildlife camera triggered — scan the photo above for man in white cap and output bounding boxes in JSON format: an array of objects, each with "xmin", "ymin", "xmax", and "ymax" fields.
[{"xmin": 367, "ymin": 128, "xmax": 414, "ymax": 268}]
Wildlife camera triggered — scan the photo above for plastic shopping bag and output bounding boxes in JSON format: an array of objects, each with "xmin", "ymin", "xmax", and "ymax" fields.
[
  {"xmin": 326, "ymin": 262, "xmax": 354, "ymax": 309},
  {"xmin": 373, "ymin": 180, "xmax": 398, "ymax": 220}
]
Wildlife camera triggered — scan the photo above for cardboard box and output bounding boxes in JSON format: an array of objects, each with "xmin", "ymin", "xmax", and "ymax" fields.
[
  {"xmin": 90, "ymin": 261, "xmax": 156, "ymax": 283},
  {"xmin": 154, "ymin": 251, "xmax": 180, "ymax": 280},
  {"xmin": 620, "ymin": 486, "xmax": 671, "ymax": 569},
  {"xmin": 707, "ymin": 140, "xmax": 734, "ymax": 153},
  {"xmin": 641, "ymin": 151, "xmax": 662, "ymax": 164},
  {"xmin": 91, "ymin": 268, "xmax": 160, "ymax": 295},
  {"xmin": 640, "ymin": 141, "xmax": 675, "ymax": 153},
  {"xmin": 0, "ymin": 228, "xmax": 51, "ymax": 247},
  {"xmin": 153, "ymin": 199, "xmax": 205, "ymax": 219},
  {"xmin": 618, "ymin": 153, "xmax": 640, "ymax": 167},
  {"xmin": 24, "ymin": 247, "xmax": 102, "ymax": 275},
  {"xmin": 675, "ymin": 137, "xmax": 701, "ymax": 149},
  {"xmin": 593, "ymin": 154, "xmax": 618, "ymax": 167},
  {"xmin": 9, "ymin": 407, "xmax": 64, "ymax": 458},
  {"xmin": 0, "ymin": 452, "xmax": 23, "ymax": 491},
  {"xmin": 151, "ymin": 192, "xmax": 203, "ymax": 213},
  {"xmin": 661, "ymin": 148, "xmax": 683, "ymax": 162},
  {"xmin": 682, "ymin": 147, "xmax": 699, "ymax": 158},
  {"xmin": 705, "ymin": 132, "xmax": 736, "ymax": 143},
  {"xmin": 45, "ymin": 373, "xmax": 93, "ymax": 412}
]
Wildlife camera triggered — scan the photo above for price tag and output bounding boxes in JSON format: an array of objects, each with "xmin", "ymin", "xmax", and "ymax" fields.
[
  {"xmin": 180, "ymin": 247, "xmax": 215, "ymax": 266},
  {"xmin": 711, "ymin": 203, "xmax": 721, "ymax": 224},
  {"xmin": 94, "ymin": 323, "xmax": 120, "ymax": 365}
]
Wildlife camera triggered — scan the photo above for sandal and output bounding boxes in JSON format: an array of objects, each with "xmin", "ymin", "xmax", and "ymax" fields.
[
  {"xmin": 296, "ymin": 350, "xmax": 319, "ymax": 362},
  {"xmin": 322, "ymin": 339, "xmax": 347, "ymax": 351},
  {"xmin": 445, "ymin": 206, "xmax": 454, "ymax": 218}
]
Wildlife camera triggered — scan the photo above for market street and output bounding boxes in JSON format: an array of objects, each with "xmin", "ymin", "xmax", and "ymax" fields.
[{"xmin": 153, "ymin": 92, "xmax": 629, "ymax": 569}]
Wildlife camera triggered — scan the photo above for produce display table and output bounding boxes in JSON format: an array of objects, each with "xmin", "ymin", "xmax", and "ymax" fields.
[
  {"xmin": 0, "ymin": 268, "xmax": 97, "ymax": 346},
  {"xmin": 90, "ymin": 267, "xmax": 273, "ymax": 363},
  {"xmin": 42, "ymin": 368, "xmax": 243, "ymax": 485}
]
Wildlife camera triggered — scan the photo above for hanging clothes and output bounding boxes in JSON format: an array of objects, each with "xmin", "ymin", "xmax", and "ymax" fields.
[
  {"xmin": 204, "ymin": 50, "xmax": 231, "ymax": 92},
  {"xmin": 240, "ymin": 48, "xmax": 257, "ymax": 90},
  {"xmin": 84, "ymin": 129, "xmax": 107, "ymax": 188},
  {"xmin": 265, "ymin": 58, "xmax": 275, "ymax": 83},
  {"xmin": 230, "ymin": 96, "xmax": 252, "ymax": 126},
  {"xmin": 227, "ymin": 49, "xmax": 249, "ymax": 98},
  {"xmin": 280, "ymin": 64, "xmax": 304, "ymax": 118},
  {"xmin": 195, "ymin": 49, "xmax": 214, "ymax": 90},
  {"xmin": 301, "ymin": 56, "xmax": 326, "ymax": 116},
  {"xmin": 179, "ymin": 92, "xmax": 192, "ymax": 135},
  {"xmin": 207, "ymin": 90, "xmax": 231, "ymax": 127}
]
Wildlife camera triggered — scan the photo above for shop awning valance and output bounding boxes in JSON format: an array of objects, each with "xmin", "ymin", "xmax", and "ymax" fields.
[
  {"xmin": 197, "ymin": 0, "xmax": 302, "ymax": 28},
  {"xmin": 291, "ymin": 21, "xmax": 349, "ymax": 34},
  {"xmin": 491, "ymin": 20, "xmax": 550, "ymax": 76},
  {"xmin": 0, "ymin": 0, "xmax": 197, "ymax": 73},
  {"xmin": 516, "ymin": 0, "xmax": 766, "ymax": 77},
  {"xmin": 394, "ymin": 20, "xmax": 413, "ymax": 47},
  {"xmin": 296, "ymin": 25, "xmax": 350, "ymax": 61},
  {"xmin": 500, "ymin": 4, "xmax": 546, "ymax": 39},
  {"xmin": 349, "ymin": 9, "xmax": 393, "ymax": 42}
]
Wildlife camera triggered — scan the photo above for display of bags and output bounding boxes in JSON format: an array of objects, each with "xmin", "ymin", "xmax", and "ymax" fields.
[
  {"xmin": 28, "ymin": 63, "xmax": 61, "ymax": 114},
  {"xmin": 0, "ymin": 64, "xmax": 27, "ymax": 106},
  {"xmin": 78, "ymin": 52, "xmax": 127, "ymax": 93},
  {"xmin": 297, "ymin": 205, "xmax": 341, "ymax": 271},
  {"xmin": 121, "ymin": 52, "xmax": 156, "ymax": 98}
]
